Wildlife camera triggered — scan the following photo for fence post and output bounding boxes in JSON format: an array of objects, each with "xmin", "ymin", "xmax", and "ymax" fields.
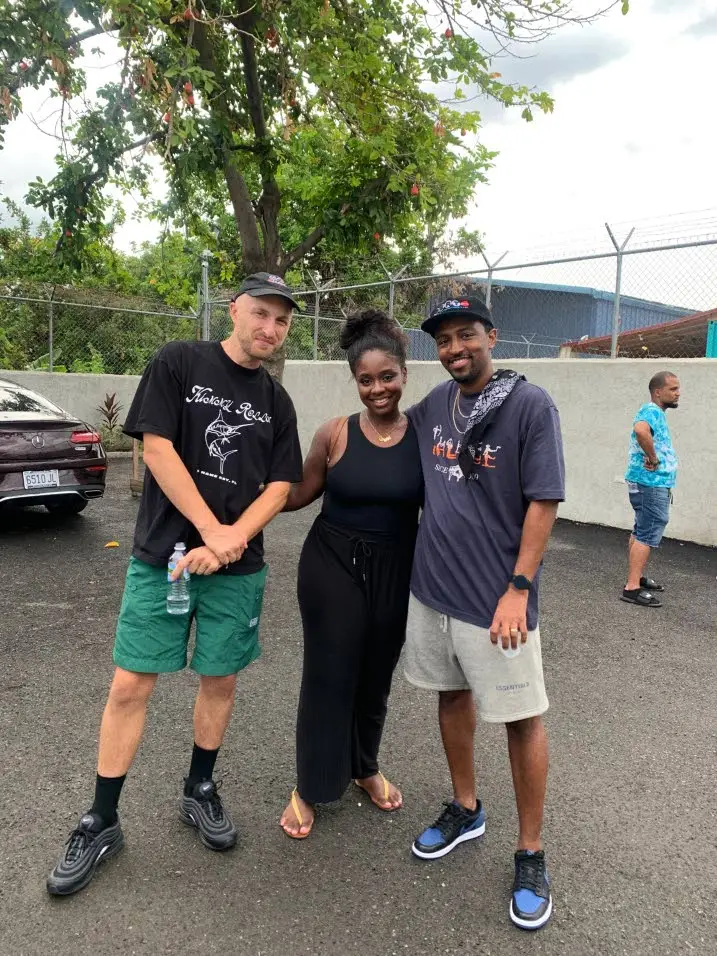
[
  {"xmin": 388, "ymin": 265, "xmax": 409, "ymax": 324},
  {"xmin": 313, "ymin": 288, "xmax": 320, "ymax": 361},
  {"xmin": 200, "ymin": 250, "xmax": 211, "ymax": 340},
  {"xmin": 479, "ymin": 250, "xmax": 507, "ymax": 309},
  {"xmin": 309, "ymin": 278, "xmax": 335, "ymax": 359},
  {"xmin": 605, "ymin": 224, "xmax": 635, "ymax": 358},
  {"xmin": 48, "ymin": 290, "xmax": 55, "ymax": 372}
]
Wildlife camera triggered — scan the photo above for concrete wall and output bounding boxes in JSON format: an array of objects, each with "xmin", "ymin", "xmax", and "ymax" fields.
[
  {"xmin": 0, "ymin": 370, "xmax": 142, "ymax": 427},
  {"xmin": 3, "ymin": 359, "xmax": 715, "ymax": 546}
]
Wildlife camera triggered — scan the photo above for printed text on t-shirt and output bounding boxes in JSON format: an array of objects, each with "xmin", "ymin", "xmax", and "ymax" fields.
[
  {"xmin": 185, "ymin": 385, "xmax": 272, "ymax": 423},
  {"xmin": 431, "ymin": 424, "xmax": 502, "ymax": 482}
]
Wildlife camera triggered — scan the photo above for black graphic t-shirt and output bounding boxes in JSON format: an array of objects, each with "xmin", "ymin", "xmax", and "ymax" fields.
[{"xmin": 123, "ymin": 340, "xmax": 303, "ymax": 575}]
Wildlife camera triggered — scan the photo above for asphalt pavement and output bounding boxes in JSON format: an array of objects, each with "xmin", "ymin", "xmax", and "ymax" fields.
[{"xmin": 0, "ymin": 458, "xmax": 715, "ymax": 956}]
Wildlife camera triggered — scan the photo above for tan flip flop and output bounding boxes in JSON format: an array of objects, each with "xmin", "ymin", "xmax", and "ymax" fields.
[
  {"xmin": 280, "ymin": 788, "xmax": 314, "ymax": 839},
  {"xmin": 354, "ymin": 771, "xmax": 401, "ymax": 811}
]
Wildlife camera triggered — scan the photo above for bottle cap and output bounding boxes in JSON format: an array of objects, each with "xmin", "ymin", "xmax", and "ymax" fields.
[{"xmin": 175, "ymin": 542, "xmax": 186, "ymax": 550}]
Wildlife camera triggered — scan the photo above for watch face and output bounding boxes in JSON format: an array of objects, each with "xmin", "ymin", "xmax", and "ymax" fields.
[{"xmin": 512, "ymin": 575, "xmax": 531, "ymax": 590}]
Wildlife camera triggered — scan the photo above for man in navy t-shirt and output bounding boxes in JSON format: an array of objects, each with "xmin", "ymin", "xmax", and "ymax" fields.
[{"xmin": 405, "ymin": 296, "xmax": 565, "ymax": 931}]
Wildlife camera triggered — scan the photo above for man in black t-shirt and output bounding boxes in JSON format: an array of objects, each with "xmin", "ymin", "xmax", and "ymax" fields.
[{"xmin": 48, "ymin": 273, "xmax": 303, "ymax": 896}]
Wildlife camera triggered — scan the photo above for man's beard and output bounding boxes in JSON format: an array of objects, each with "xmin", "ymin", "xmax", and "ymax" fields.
[
  {"xmin": 445, "ymin": 359, "xmax": 480, "ymax": 385},
  {"xmin": 242, "ymin": 335, "xmax": 277, "ymax": 360}
]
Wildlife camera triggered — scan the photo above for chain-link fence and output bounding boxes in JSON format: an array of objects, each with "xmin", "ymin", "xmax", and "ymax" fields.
[
  {"xmin": 2, "ymin": 230, "xmax": 716, "ymax": 372},
  {"xmin": 205, "ymin": 232, "xmax": 717, "ymax": 361},
  {"xmin": 0, "ymin": 284, "xmax": 198, "ymax": 374}
]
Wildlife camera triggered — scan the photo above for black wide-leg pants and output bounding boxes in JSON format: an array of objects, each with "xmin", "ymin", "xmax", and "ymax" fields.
[{"xmin": 295, "ymin": 516, "xmax": 414, "ymax": 804}]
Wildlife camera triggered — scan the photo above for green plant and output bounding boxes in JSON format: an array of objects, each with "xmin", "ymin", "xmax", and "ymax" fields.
[
  {"xmin": 23, "ymin": 349, "xmax": 67, "ymax": 372},
  {"xmin": 98, "ymin": 422, "xmax": 132, "ymax": 451},
  {"xmin": 70, "ymin": 345, "xmax": 106, "ymax": 374}
]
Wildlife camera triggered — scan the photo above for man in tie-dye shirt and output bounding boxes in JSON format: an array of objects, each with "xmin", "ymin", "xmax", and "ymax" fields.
[{"xmin": 621, "ymin": 371, "xmax": 681, "ymax": 608}]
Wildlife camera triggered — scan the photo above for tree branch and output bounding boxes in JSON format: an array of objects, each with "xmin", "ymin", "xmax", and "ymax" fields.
[
  {"xmin": 191, "ymin": 18, "xmax": 264, "ymax": 272},
  {"xmin": 230, "ymin": 11, "xmax": 283, "ymax": 270},
  {"xmin": 62, "ymin": 22, "xmax": 120, "ymax": 49},
  {"xmin": 282, "ymin": 225, "xmax": 327, "ymax": 271},
  {"xmin": 7, "ymin": 21, "xmax": 120, "ymax": 95},
  {"xmin": 230, "ymin": 14, "xmax": 268, "ymax": 142},
  {"xmin": 91, "ymin": 133, "xmax": 162, "ymax": 180}
]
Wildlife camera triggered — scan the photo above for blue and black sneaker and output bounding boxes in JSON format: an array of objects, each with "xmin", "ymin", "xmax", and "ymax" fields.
[
  {"xmin": 510, "ymin": 849, "xmax": 553, "ymax": 930},
  {"xmin": 411, "ymin": 799, "xmax": 485, "ymax": 860}
]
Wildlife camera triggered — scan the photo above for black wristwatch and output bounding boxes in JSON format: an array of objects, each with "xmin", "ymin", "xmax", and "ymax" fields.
[{"xmin": 510, "ymin": 574, "xmax": 532, "ymax": 591}]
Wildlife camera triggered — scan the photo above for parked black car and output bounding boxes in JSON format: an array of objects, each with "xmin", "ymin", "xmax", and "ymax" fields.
[{"xmin": 0, "ymin": 378, "xmax": 107, "ymax": 516}]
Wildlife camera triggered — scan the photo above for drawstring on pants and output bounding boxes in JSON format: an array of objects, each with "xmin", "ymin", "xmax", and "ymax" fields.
[{"xmin": 352, "ymin": 539, "xmax": 373, "ymax": 582}]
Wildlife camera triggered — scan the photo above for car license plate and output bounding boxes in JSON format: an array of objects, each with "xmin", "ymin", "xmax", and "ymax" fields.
[{"xmin": 23, "ymin": 469, "xmax": 60, "ymax": 489}]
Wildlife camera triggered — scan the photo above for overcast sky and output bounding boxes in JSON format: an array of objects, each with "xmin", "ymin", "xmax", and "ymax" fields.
[{"xmin": 1, "ymin": 0, "xmax": 715, "ymax": 306}]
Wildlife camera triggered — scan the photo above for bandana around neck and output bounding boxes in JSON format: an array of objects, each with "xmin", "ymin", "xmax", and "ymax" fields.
[{"xmin": 456, "ymin": 369, "xmax": 525, "ymax": 479}]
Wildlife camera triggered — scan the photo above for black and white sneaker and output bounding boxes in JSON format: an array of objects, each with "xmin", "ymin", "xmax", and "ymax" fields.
[
  {"xmin": 180, "ymin": 779, "xmax": 237, "ymax": 851},
  {"xmin": 46, "ymin": 812, "xmax": 124, "ymax": 896},
  {"xmin": 510, "ymin": 849, "xmax": 553, "ymax": 930}
]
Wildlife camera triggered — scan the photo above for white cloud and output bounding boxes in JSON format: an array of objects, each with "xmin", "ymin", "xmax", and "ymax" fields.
[
  {"xmin": 683, "ymin": 12, "xmax": 717, "ymax": 36},
  {"xmin": 456, "ymin": 1, "xmax": 717, "ymax": 308}
]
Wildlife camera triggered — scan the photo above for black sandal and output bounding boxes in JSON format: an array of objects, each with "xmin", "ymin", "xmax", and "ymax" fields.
[
  {"xmin": 621, "ymin": 588, "xmax": 662, "ymax": 608},
  {"xmin": 640, "ymin": 576, "xmax": 664, "ymax": 592}
]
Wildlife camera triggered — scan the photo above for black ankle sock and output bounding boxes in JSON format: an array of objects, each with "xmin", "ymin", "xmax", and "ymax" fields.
[
  {"xmin": 90, "ymin": 773, "xmax": 126, "ymax": 826},
  {"xmin": 185, "ymin": 743, "xmax": 219, "ymax": 794}
]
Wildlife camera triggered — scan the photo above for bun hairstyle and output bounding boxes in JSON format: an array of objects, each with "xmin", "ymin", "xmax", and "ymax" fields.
[{"xmin": 339, "ymin": 308, "xmax": 408, "ymax": 374}]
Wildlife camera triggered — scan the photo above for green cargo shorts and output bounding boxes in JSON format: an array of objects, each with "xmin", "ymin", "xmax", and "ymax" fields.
[{"xmin": 113, "ymin": 557, "xmax": 267, "ymax": 677}]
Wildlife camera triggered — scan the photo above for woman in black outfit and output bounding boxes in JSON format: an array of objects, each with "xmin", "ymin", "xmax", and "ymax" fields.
[{"xmin": 280, "ymin": 310, "xmax": 423, "ymax": 838}]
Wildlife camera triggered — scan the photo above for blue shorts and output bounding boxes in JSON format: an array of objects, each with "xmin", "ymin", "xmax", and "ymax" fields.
[{"xmin": 628, "ymin": 483, "xmax": 671, "ymax": 548}]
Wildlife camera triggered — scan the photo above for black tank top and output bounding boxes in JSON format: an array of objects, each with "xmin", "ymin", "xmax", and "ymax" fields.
[{"xmin": 321, "ymin": 414, "xmax": 423, "ymax": 538}]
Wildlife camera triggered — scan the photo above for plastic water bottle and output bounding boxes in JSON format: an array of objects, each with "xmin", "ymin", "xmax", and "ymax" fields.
[{"xmin": 167, "ymin": 542, "xmax": 190, "ymax": 615}]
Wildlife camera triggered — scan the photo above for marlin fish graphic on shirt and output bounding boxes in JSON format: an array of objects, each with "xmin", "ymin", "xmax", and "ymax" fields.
[{"xmin": 204, "ymin": 408, "xmax": 253, "ymax": 475}]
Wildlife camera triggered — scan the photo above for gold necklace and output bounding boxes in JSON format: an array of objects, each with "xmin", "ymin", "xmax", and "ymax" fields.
[
  {"xmin": 451, "ymin": 388, "xmax": 474, "ymax": 435},
  {"xmin": 363, "ymin": 411, "xmax": 404, "ymax": 444}
]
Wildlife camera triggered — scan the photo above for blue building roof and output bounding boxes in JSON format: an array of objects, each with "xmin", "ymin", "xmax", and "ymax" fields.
[
  {"xmin": 471, "ymin": 276, "xmax": 693, "ymax": 313},
  {"xmin": 411, "ymin": 276, "xmax": 698, "ymax": 360}
]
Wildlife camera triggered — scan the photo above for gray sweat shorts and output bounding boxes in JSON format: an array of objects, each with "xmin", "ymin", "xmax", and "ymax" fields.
[{"xmin": 404, "ymin": 594, "xmax": 549, "ymax": 723}]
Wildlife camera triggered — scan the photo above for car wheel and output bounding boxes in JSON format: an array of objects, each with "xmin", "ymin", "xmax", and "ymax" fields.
[{"xmin": 45, "ymin": 498, "xmax": 89, "ymax": 516}]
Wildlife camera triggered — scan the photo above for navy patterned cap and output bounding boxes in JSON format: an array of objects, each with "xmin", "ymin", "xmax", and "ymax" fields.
[{"xmin": 421, "ymin": 295, "xmax": 493, "ymax": 337}]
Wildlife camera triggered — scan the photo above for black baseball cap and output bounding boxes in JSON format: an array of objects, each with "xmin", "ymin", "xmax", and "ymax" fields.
[
  {"xmin": 232, "ymin": 272, "xmax": 301, "ymax": 310},
  {"xmin": 421, "ymin": 295, "xmax": 493, "ymax": 337}
]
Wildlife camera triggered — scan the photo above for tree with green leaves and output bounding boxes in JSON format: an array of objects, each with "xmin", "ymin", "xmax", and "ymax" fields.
[
  {"xmin": 0, "ymin": 0, "xmax": 628, "ymax": 282},
  {"xmin": 0, "ymin": 204, "xmax": 200, "ymax": 372}
]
